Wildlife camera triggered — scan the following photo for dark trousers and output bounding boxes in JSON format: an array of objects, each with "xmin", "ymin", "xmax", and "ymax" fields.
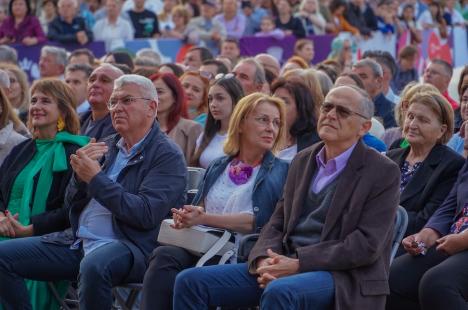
[
  {"xmin": 387, "ymin": 247, "xmax": 468, "ymax": 310},
  {"xmin": 0, "ymin": 236, "xmax": 142, "ymax": 310},
  {"xmin": 141, "ymin": 245, "xmax": 198, "ymax": 310}
]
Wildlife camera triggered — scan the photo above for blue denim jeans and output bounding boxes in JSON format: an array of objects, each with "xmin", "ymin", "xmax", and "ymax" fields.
[
  {"xmin": 0, "ymin": 236, "xmax": 137, "ymax": 310},
  {"xmin": 174, "ymin": 263, "xmax": 335, "ymax": 310}
]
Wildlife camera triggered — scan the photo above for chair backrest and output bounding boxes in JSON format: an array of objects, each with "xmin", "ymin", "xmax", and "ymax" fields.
[
  {"xmin": 390, "ymin": 206, "xmax": 409, "ymax": 264},
  {"xmin": 186, "ymin": 167, "xmax": 206, "ymax": 191}
]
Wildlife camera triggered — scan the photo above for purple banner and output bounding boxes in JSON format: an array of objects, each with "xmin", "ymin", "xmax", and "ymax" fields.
[
  {"xmin": 239, "ymin": 35, "xmax": 335, "ymax": 64},
  {"xmin": 12, "ymin": 41, "xmax": 106, "ymax": 82}
]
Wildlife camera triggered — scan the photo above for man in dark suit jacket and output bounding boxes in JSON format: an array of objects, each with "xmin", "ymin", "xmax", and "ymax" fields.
[
  {"xmin": 353, "ymin": 58, "xmax": 397, "ymax": 129},
  {"xmin": 172, "ymin": 85, "xmax": 400, "ymax": 310}
]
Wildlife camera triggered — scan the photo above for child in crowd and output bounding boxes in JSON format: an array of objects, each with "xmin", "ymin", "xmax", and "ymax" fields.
[
  {"xmin": 376, "ymin": 0, "xmax": 396, "ymax": 35},
  {"xmin": 392, "ymin": 45, "xmax": 419, "ymax": 94},
  {"xmin": 255, "ymin": 15, "xmax": 286, "ymax": 39}
]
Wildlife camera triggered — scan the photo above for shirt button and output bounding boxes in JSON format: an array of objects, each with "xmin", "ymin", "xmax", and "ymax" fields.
[{"xmin": 253, "ymin": 206, "xmax": 259, "ymax": 212}]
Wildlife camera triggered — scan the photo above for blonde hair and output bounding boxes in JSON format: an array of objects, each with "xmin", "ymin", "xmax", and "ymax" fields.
[
  {"xmin": 407, "ymin": 92, "xmax": 453, "ymax": 144},
  {"xmin": 0, "ymin": 87, "xmax": 22, "ymax": 130},
  {"xmin": 172, "ymin": 5, "xmax": 190, "ymax": 25},
  {"xmin": 28, "ymin": 79, "xmax": 81, "ymax": 136},
  {"xmin": 224, "ymin": 93, "xmax": 286, "ymax": 156},
  {"xmin": 0, "ymin": 63, "xmax": 30, "ymax": 113},
  {"xmin": 395, "ymin": 83, "xmax": 439, "ymax": 127}
]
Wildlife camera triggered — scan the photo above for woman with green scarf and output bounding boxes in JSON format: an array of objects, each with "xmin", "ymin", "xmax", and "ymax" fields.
[{"xmin": 0, "ymin": 78, "xmax": 90, "ymax": 310}]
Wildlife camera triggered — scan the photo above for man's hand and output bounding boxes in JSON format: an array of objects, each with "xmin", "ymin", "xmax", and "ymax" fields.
[
  {"xmin": 256, "ymin": 249, "xmax": 300, "ymax": 288},
  {"xmin": 76, "ymin": 31, "xmax": 89, "ymax": 45},
  {"xmin": 70, "ymin": 148, "xmax": 102, "ymax": 183},
  {"xmin": 436, "ymin": 233, "xmax": 468, "ymax": 255},
  {"xmin": 402, "ymin": 228, "xmax": 440, "ymax": 256},
  {"xmin": 5, "ymin": 211, "xmax": 33, "ymax": 237},
  {"xmin": 79, "ymin": 138, "xmax": 108, "ymax": 161}
]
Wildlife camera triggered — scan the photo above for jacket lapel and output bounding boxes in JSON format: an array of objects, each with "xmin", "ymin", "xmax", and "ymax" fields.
[
  {"xmin": 400, "ymin": 145, "xmax": 442, "ymax": 204},
  {"xmin": 321, "ymin": 140, "xmax": 366, "ymax": 239}
]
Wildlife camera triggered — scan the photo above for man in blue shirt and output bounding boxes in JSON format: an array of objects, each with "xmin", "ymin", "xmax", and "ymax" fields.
[
  {"xmin": 0, "ymin": 75, "xmax": 187, "ymax": 309},
  {"xmin": 48, "ymin": 0, "xmax": 93, "ymax": 45}
]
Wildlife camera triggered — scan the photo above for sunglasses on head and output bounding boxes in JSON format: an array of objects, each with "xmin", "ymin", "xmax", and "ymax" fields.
[{"xmin": 214, "ymin": 73, "xmax": 236, "ymax": 81}]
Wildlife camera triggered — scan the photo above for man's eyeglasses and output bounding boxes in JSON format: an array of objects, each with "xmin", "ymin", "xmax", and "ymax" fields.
[
  {"xmin": 107, "ymin": 96, "xmax": 152, "ymax": 110},
  {"xmin": 320, "ymin": 102, "xmax": 369, "ymax": 119}
]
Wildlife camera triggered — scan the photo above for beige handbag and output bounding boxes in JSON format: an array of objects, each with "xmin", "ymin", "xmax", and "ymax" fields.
[{"xmin": 157, "ymin": 219, "xmax": 236, "ymax": 266}]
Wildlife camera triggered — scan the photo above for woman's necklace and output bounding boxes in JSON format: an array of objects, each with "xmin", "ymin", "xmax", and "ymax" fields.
[{"xmin": 228, "ymin": 157, "xmax": 261, "ymax": 185}]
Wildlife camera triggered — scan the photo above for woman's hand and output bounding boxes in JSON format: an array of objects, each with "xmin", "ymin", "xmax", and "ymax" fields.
[
  {"xmin": 436, "ymin": 233, "xmax": 468, "ymax": 255},
  {"xmin": 0, "ymin": 37, "xmax": 12, "ymax": 44},
  {"xmin": 22, "ymin": 36, "xmax": 38, "ymax": 45},
  {"xmin": 0, "ymin": 212, "xmax": 16, "ymax": 237},
  {"xmin": 170, "ymin": 205, "xmax": 205, "ymax": 228},
  {"xmin": 402, "ymin": 228, "xmax": 440, "ymax": 255},
  {"xmin": 0, "ymin": 211, "xmax": 34, "ymax": 238}
]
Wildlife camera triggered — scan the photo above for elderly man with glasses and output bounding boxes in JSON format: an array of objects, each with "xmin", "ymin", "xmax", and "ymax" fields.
[
  {"xmin": 173, "ymin": 85, "xmax": 401, "ymax": 310},
  {"xmin": 0, "ymin": 75, "xmax": 187, "ymax": 310}
]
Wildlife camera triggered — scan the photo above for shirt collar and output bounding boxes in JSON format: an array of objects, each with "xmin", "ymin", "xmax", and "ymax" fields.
[
  {"xmin": 316, "ymin": 142, "xmax": 358, "ymax": 174},
  {"xmin": 116, "ymin": 129, "xmax": 151, "ymax": 157}
]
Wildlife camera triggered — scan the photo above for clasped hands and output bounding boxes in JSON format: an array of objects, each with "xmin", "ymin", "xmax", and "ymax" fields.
[
  {"xmin": 255, "ymin": 249, "xmax": 300, "ymax": 289},
  {"xmin": 0, "ymin": 210, "xmax": 33, "ymax": 238},
  {"xmin": 170, "ymin": 205, "xmax": 205, "ymax": 229},
  {"xmin": 70, "ymin": 138, "xmax": 108, "ymax": 183},
  {"xmin": 402, "ymin": 227, "xmax": 468, "ymax": 256}
]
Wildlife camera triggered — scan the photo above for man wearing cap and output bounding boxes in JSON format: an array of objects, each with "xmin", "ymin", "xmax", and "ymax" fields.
[{"xmin": 186, "ymin": 0, "xmax": 226, "ymax": 55}]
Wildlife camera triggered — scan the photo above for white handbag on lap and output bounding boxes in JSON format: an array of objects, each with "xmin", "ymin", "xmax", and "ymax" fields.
[{"xmin": 157, "ymin": 219, "xmax": 236, "ymax": 266}]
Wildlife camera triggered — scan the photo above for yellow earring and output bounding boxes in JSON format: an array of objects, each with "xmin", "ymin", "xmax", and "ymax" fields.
[{"xmin": 57, "ymin": 116, "xmax": 65, "ymax": 132}]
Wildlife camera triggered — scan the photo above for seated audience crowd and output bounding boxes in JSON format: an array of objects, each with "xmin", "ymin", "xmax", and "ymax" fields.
[{"xmin": 0, "ymin": 0, "xmax": 466, "ymax": 309}]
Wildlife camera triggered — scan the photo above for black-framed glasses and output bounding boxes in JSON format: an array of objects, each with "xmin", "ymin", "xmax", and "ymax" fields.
[
  {"xmin": 320, "ymin": 102, "xmax": 369, "ymax": 119},
  {"xmin": 107, "ymin": 96, "xmax": 152, "ymax": 110}
]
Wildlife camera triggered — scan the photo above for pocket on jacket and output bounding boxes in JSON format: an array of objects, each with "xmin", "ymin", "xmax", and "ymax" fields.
[{"xmin": 360, "ymin": 280, "xmax": 389, "ymax": 296}]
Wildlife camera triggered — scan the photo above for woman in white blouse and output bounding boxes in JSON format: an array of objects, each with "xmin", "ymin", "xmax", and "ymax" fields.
[
  {"xmin": 191, "ymin": 74, "xmax": 244, "ymax": 168},
  {"xmin": 140, "ymin": 92, "xmax": 290, "ymax": 310}
]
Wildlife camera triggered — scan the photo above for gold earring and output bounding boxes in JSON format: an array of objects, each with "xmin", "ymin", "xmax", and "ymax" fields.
[{"xmin": 57, "ymin": 116, "xmax": 65, "ymax": 132}]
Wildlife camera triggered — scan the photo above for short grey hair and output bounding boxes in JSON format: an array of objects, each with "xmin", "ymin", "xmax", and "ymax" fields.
[
  {"xmin": 96, "ymin": 63, "xmax": 124, "ymax": 77},
  {"xmin": 315, "ymin": 70, "xmax": 333, "ymax": 97},
  {"xmin": 0, "ymin": 45, "xmax": 18, "ymax": 64},
  {"xmin": 134, "ymin": 56, "xmax": 160, "ymax": 67},
  {"xmin": 114, "ymin": 74, "xmax": 158, "ymax": 102},
  {"xmin": 353, "ymin": 58, "xmax": 383, "ymax": 78},
  {"xmin": 0, "ymin": 69, "xmax": 10, "ymax": 89},
  {"xmin": 135, "ymin": 48, "xmax": 162, "ymax": 65},
  {"xmin": 41, "ymin": 46, "xmax": 68, "ymax": 67},
  {"xmin": 236, "ymin": 58, "xmax": 266, "ymax": 85},
  {"xmin": 330, "ymin": 85, "xmax": 374, "ymax": 119}
]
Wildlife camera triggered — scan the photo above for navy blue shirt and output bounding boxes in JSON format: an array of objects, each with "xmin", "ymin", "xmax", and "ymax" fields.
[
  {"xmin": 128, "ymin": 9, "xmax": 160, "ymax": 38},
  {"xmin": 47, "ymin": 16, "xmax": 93, "ymax": 44},
  {"xmin": 374, "ymin": 93, "xmax": 397, "ymax": 129}
]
